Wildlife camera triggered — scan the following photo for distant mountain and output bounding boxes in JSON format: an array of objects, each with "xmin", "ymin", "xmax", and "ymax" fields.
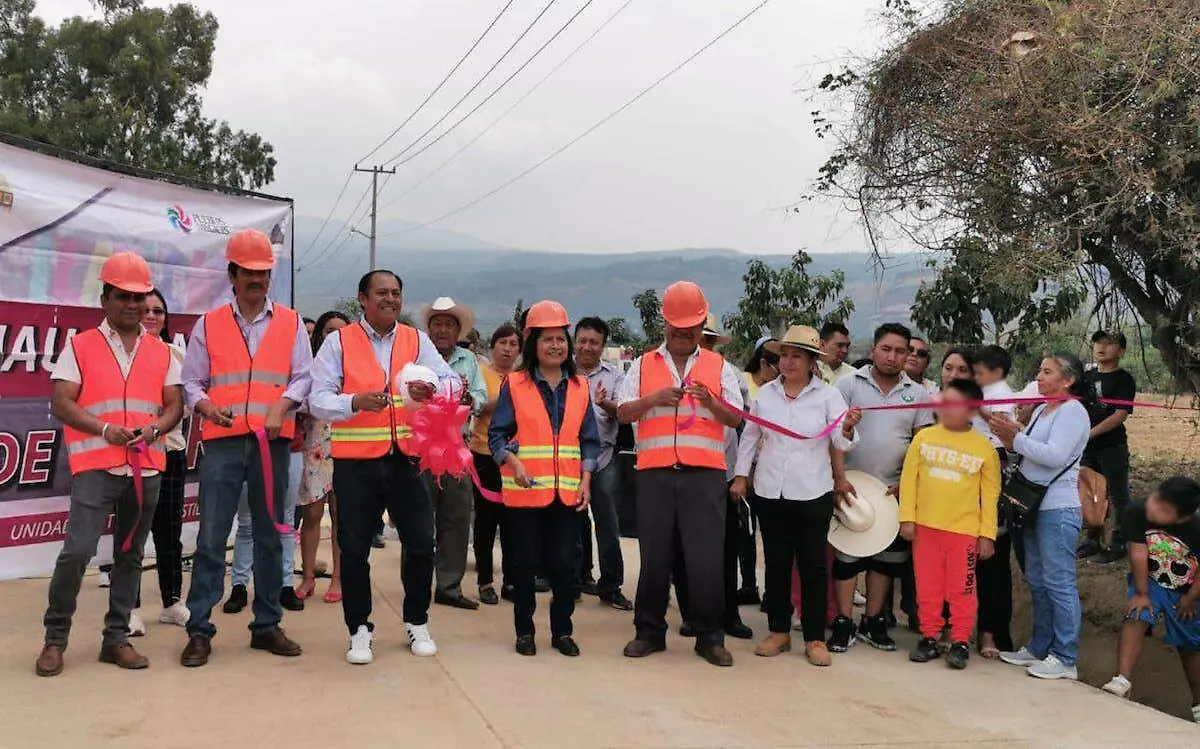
[{"xmin": 292, "ymin": 219, "xmax": 930, "ymax": 340}]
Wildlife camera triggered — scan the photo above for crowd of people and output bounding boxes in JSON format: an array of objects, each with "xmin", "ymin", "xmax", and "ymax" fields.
[{"xmin": 31, "ymin": 231, "xmax": 1200, "ymax": 723}]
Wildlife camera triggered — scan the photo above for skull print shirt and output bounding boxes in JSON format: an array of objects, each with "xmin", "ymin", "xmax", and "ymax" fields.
[{"xmin": 1124, "ymin": 501, "xmax": 1200, "ymax": 592}]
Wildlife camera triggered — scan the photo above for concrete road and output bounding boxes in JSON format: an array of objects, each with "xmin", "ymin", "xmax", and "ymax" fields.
[{"xmin": 1, "ymin": 539, "xmax": 1195, "ymax": 749}]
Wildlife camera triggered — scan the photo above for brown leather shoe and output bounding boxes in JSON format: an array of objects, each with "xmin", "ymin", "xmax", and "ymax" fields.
[
  {"xmin": 180, "ymin": 634, "xmax": 212, "ymax": 667},
  {"xmin": 35, "ymin": 644, "xmax": 64, "ymax": 677},
  {"xmin": 99, "ymin": 642, "xmax": 149, "ymax": 669},
  {"xmin": 695, "ymin": 642, "xmax": 734, "ymax": 667},
  {"xmin": 805, "ymin": 640, "xmax": 832, "ymax": 667},
  {"xmin": 622, "ymin": 638, "xmax": 666, "ymax": 658},
  {"xmin": 755, "ymin": 632, "xmax": 792, "ymax": 657},
  {"xmin": 250, "ymin": 626, "xmax": 302, "ymax": 657}
]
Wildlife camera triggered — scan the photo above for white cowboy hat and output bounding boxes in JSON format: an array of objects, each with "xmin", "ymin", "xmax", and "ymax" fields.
[
  {"xmin": 702, "ymin": 313, "xmax": 731, "ymax": 344},
  {"xmin": 827, "ymin": 470, "xmax": 900, "ymax": 558},
  {"xmin": 420, "ymin": 296, "xmax": 475, "ymax": 339}
]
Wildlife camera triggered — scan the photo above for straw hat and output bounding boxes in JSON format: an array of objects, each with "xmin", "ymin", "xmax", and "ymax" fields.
[
  {"xmin": 826, "ymin": 470, "xmax": 900, "ymax": 558},
  {"xmin": 421, "ymin": 296, "xmax": 476, "ymax": 338},
  {"xmin": 702, "ymin": 313, "xmax": 730, "ymax": 344},
  {"xmin": 765, "ymin": 325, "xmax": 823, "ymax": 356}
]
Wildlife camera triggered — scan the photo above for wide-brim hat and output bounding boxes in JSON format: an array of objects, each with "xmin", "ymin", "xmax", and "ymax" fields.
[
  {"xmin": 827, "ymin": 470, "xmax": 900, "ymax": 558},
  {"xmin": 765, "ymin": 325, "xmax": 823, "ymax": 357},
  {"xmin": 421, "ymin": 296, "xmax": 475, "ymax": 339},
  {"xmin": 702, "ymin": 313, "xmax": 731, "ymax": 344}
]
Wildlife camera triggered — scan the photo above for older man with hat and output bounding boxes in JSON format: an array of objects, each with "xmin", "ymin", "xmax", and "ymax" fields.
[
  {"xmin": 617, "ymin": 282, "xmax": 744, "ymax": 666},
  {"xmin": 421, "ymin": 296, "xmax": 489, "ymax": 608},
  {"xmin": 179, "ymin": 228, "xmax": 313, "ymax": 667},
  {"xmin": 37, "ymin": 252, "xmax": 185, "ymax": 676}
]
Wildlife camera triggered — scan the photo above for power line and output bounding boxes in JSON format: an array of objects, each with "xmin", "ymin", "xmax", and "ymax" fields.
[
  {"xmin": 297, "ymin": 171, "xmax": 353, "ymax": 262},
  {"xmin": 357, "ymin": 0, "xmax": 520, "ymax": 164},
  {"xmin": 380, "ymin": 0, "xmax": 636, "ymax": 212},
  {"xmin": 299, "ymin": 182, "xmax": 373, "ymax": 272},
  {"xmin": 380, "ymin": 0, "xmax": 776, "ymax": 239},
  {"xmin": 379, "ymin": 0, "xmax": 562, "ymax": 168},
  {"xmin": 378, "ymin": 0, "xmax": 600, "ymax": 176},
  {"xmin": 351, "ymin": 164, "xmax": 398, "ymax": 271}
]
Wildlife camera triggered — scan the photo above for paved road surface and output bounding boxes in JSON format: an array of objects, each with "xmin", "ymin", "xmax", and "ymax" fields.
[{"xmin": 1, "ymin": 539, "xmax": 1195, "ymax": 749}]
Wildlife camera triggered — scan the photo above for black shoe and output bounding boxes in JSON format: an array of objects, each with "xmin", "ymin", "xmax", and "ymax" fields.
[
  {"xmin": 180, "ymin": 634, "xmax": 212, "ymax": 667},
  {"xmin": 623, "ymin": 638, "xmax": 665, "ymax": 658},
  {"xmin": 500, "ymin": 584, "xmax": 516, "ymax": 603},
  {"xmin": 909, "ymin": 636, "xmax": 941, "ymax": 663},
  {"xmin": 222, "ymin": 584, "xmax": 248, "ymax": 614},
  {"xmin": 371, "ymin": 534, "xmax": 386, "ymax": 549},
  {"xmin": 600, "ymin": 591, "xmax": 634, "ymax": 611},
  {"xmin": 249, "ymin": 626, "xmax": 302, "ymax": 657},
  {"xmin": 515, "ymin": 635, "xmax": 537, "ymax": 656},
  {"xmin": 479, "ymin": 586, "xmax": 500, "ymax": 606},
  {"xmin": 1076, "ymin": 538, "xmax": 1102, "ymax": 560},
  {"xmin": 581, "ymin": 578, "xmax": 599, "ymax": 596},
  {"xmin": 1091, "ymin": 546, "xmax": 1127, "ymax": 566},
  {"xmin": 434, "ymin": 592, "xmax": 480, "ymax": 610},
  {"xmin": 736, "ymin": 586, "xmax": 761, "ymax": 606},
  {"xmin": 725, "ymin": 620, "xmax": 754, "ymax": 640},
  {"xmin": 678, "ymin": 623, "xmax": 697, "ymax": 638},
  {"xmin": 826, "ymin": 615, "xmax": 855, "ymax": 653},
  {"xmin": 883, "ymin": 610, "xmax": 898, "ymax": 629},
  {"xmin": 552, "ymin": 636, "xmax": 581, "ymax": 657},
  {"xmin": 534, "ymin": 577, "xmax": 551, "ymax": 593},
  {"xmin": 946, "ymin": 641, "xmax": 970, "ymax": 670},
  {"xmin": 857, "ymin": 615, "xmax": 897, "ymax": 651},
  {"xmin": 694, "ymin": 642, "xmax": 734, "ymax": 667},
  {"xmin": 280, "ymin": 587, "xmax": 305, "ymax": 612}
]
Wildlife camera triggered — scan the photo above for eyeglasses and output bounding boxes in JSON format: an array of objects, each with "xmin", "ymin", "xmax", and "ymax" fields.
[
  {"xmin": 144, "ymin": 308, "xmax": 166, "ymax": 316},
  {"xmin": 912, "ymin": 349, "xmax": 931, "ymax": 359}
]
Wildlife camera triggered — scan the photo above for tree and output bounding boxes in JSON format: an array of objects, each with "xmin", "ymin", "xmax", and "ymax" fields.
[
  {"xmin": 0, "ymin": 0, "xmax": 275, "ymax": 189},
  {"xmin": 911, "ymin": 236, "xmax": 1086, "ymax": 356},
  {"xmin": 511, "ymin": 298, "xmax": 526, "ymax": 328},
  {"xmin": 812, "ymin": 0, "xmax": 1200, "ymax": 391},
  {"xmin": 631, "ymin": 289, "xmax": 663, "ymax": 349},
  {"xmin": 605, "ymin": 316, "xmax": 639, "ymax": 350},
  {"xmin": 722, "ymin": 250, "xmax": 855, "ymax": 362}
]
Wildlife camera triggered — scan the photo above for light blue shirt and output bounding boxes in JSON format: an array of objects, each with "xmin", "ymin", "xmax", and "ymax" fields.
[
  {"xmin": 1013, "ymin": 400, "xmax": 1090, "ymax": 512},
  {"xmin": 445, "ymin": 345, "xmax": 489, "ymax": 436},
  {"xmin": 308, "ymin": 319, "xmax": 455, "ymax": 423},
  {"xmin": 181, "ymin": 298, "xmax": 313, "ymax": 410},
  {"xmin": 580, "ymin": 360, "xmax": 623, "ymax": 471}
]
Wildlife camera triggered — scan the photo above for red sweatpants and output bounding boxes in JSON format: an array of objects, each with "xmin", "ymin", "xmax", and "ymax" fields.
[{"xmin": 912, "ymin": 525, "xmax": 978, "ymax": 643}]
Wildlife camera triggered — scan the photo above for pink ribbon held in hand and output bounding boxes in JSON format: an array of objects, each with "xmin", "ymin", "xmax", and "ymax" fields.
[
  {"xmin": 125, "ymin": 442, "xmax": 150, "ymax": 553},
  {"xmin": 253, "ymin": 428, "xmax": 293, "ymax": 535}
]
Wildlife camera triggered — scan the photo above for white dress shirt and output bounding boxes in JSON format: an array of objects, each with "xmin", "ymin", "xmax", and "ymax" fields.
[
  {"xmin": 615, "ymin": 344, "xmax": 744, "ymax": 409},
  {"xmin": 734, "ymin": 377, "xmax": 858, "ymax": 501}
]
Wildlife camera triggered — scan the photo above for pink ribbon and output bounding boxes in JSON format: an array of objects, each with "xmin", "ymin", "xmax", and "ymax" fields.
[
  {"xmin": 125, "ymin": 442, "xmax": 149, "ymax": 553},
  {"xmin": 253, "ymin": 427, "xmax": 293, "ymax": 535}
]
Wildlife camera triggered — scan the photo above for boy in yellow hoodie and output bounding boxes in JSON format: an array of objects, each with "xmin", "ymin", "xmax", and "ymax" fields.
[{"xmin": 899, "ymin": 378, "xmax": 1001, "ymax": 669}]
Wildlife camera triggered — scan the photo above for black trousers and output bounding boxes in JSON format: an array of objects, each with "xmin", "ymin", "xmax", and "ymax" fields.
[
  {"xmin": 1083, "ymin": 443, "xmax": 1132, "ymax": 547},
  {"xmin": 757, "ymin": 493, "xmax": 834, "ymax": 642},
  {"xmin": 150, "ymin": 450, "xmax": 187, "ymax": 607},
  {"xmin": 471, "ymin": 452, "xmax": 510, "ymax": 588},
  {"xmin": 976, "ymin": 531, "xmax": 1014, "ymax": 651},
  {"xmin": 634, "ymin": 467, "xmax": 726, "ymax": 647},
  {"xmin": 675, "ymin": 485, "xmax": 743, "ymax": 629},
  {"xmin": 333, "ymin": 452, "xmax": 435, "ymax": 634},
  {"xmin": 507, "ymin": 501, "xmax": 580, "ymax": 638}
]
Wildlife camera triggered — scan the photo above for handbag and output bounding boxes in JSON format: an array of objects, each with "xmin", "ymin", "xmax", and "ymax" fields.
[
  {"xmin": 1078, "ymin": 466, "xmax": 1109, "ymax": 530},
  {"xmin": 1000, "ymin": 409, "xmax": 1080, "ymax": 529}
]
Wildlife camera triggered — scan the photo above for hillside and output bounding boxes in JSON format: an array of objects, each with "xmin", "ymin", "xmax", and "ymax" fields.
[{"xmin": 292, "ymin": 219, "xmax": 930, "ymax": 339}]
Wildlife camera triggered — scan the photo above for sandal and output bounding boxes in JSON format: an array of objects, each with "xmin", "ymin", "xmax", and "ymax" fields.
[
  {"xmin": 979, "ymin": 645, "xmax": 1000, "ymax": 660},
  {"xmin": 295, "ymin": 578, "xmax": 317, "ymax": 600},
  {"xmin": 323, "ymin": 582, "xmax": 343, "ymax": 604}
]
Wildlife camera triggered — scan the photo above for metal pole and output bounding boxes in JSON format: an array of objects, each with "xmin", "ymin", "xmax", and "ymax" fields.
[{"xmin": 369, "ymin": 169, "xmax": 378, "ymax": 271}]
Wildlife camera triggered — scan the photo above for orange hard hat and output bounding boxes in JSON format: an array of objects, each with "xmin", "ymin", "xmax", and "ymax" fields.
[
  {"xmin": 225, "ymin": 228, "xmax": 276, "ymax": 271},
  {"xmin": 99, "ymin": 251, "xmax": 153, "ymax": 294},
  {"xmin": 661, "ymin": 281, "xmax": 708, "ymax": 328},
  {"xmin": 524, "ymin": 300, "xmax": 570, "ymax": 335}
]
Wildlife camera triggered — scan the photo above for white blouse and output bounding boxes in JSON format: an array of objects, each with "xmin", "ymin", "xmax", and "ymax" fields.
[{"xmin": 734, "ymin": 376, "xmax": 858, "ymax": 501}]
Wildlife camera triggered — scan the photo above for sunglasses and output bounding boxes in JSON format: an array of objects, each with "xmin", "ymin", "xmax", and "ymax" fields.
[{"xmin": 912, "ymin": 349, "xmax": 931, "ymax": 359}]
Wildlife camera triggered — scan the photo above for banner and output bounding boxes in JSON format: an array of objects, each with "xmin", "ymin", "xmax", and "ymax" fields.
[{"xmin": 0, "ymin": 140, "xmax": 292, "ymax": 580}]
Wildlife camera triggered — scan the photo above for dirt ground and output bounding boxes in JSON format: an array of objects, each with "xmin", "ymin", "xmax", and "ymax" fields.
[{"xmin": 1012, "ymin": 396, "xmax": 1200, "ymax": 720}]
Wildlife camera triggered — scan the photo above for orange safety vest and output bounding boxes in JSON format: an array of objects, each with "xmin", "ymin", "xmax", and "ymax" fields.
[
  {"xmin": 329, "ymin": 323, "xmax": 419, "ymax": 459},
  {"xmin": 499, "ymin": 371, "xmax": 589, "ymax": 507},
  {"xmin": 63, "ymin": 328, "xmax": 169, "ymax": 475},
  {"xmin": 201, "ymin": 303, "xmax": 298, "ymax": 441},
  {"xmin": 635, "ymin": 348, "xmax": 726, "ymax": 470}
]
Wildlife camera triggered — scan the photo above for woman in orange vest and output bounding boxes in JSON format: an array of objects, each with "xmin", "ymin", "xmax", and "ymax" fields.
[{"xmin": 488, "ymin": 301, "xmax": 601, "ymax": 657}]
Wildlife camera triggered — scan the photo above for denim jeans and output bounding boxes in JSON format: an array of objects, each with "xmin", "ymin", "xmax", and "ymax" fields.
[
  {"xmin": 230, "ymin": 451, "xmax": 302, "ymax": 588},
  {"xmin": 1023, "ymin": 506, "xmax": 1082, "ymax": 665},
  {"xmin": 587, "ymin": 460, "xmax": 625, "ymax": 597},
  {"xmin": 186, "ymin": 435, "xmax": 290, "ymax": 639}
]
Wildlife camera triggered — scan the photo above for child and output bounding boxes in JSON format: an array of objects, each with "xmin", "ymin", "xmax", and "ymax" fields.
[
  {"xmin": 899, "ymin": 379, "xmax": 1001, "ymax": 669},
  {"xmin": 971, "ymin": 345, "xmax": 1016, "ymax": 457},
  {"xmin": 1101, "ymin": 476, "xmax": 1200, "ymax": 723}
]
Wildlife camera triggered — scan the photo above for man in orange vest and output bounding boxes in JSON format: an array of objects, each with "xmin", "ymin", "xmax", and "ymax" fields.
[
  {"xmin": 616, "ymin": 282, "xmax": 745, "ymax": 667},
  {"xmin": 309, "ymin": 269, "xmax": 455, "ymax": 666},
  {"xmin": 179, "ymin": 229, "xmax": 313, "ymax": 667},
  {"xmin": 36, "ymin": 252, "xmax": 184, "ymax": 677}
]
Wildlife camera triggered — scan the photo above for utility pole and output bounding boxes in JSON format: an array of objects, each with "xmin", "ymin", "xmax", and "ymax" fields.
[{"xmin": 352, "ymin": 164, "xmax": 396, "ymax": 271}]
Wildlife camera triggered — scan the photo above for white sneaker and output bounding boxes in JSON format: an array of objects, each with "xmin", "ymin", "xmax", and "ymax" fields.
[
  {"xmin": 999, "ymin": 646, "xmax": 1042, "ymax": 666},
  {"xmin": 158, "ymin": 602, "xmax": 190, "ymax": 627},
  {"xmin": 1190, "ymin": 703, "xmax": 1199, "ymax": 723},
  {"xmin": 98, "ymin": 571, "xmax": 111, "ymax": 588},
  {"xmin": 346, "ymin": 625, "xmax": 374, "ymax": 665},
  {"xmin": 128, "ymin": 611, "xmax": 147, "ymax": 637},
  {"xmin": 406, "ymin": 622, "xmax": 438, "ymax": 657},
  {"xmin": 791, "ymin": 618, "xmax": 803, "ymax": 632},
  {"xmin": 1101, "ymin": 674, "xmax": 1132, "ymax": 698},
  {"xmin": 853, "ymin": 590, "xmax": 867, "ymax": 607},
  {"xmin": 1027, "ymin": 654, "xmax": 1077, "ymax": 680}
]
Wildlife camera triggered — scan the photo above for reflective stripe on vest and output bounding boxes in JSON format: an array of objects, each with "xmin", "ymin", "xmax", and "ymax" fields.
[
  {"xmin": 330, "ymin": 323, "xmax": 419, "ymax": 459},
  {"xmin": 201, "ymin": 303, "xmax": 298, "ymax": 441},
  {"xmin": 635, "ymin": 349, "xmax": 727, "ymax": 471},
  {"xmin": 498, "ymin": 371, "xmax": 589, "ymax": 507},
  {"xmin": 63, "ymin": 328, "xmax": 170, "ymax": 475}
]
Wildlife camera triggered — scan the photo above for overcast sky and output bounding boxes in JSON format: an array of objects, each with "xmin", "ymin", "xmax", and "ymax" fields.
[{"xmin": 39, "ymin": 0, "xmax": 882, "ymax": 254}]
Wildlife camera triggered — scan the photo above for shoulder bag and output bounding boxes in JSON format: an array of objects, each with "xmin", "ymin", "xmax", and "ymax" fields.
[{"xmin": 1001, "ymin": 408, "xmax": 1080, "ymax": 529}]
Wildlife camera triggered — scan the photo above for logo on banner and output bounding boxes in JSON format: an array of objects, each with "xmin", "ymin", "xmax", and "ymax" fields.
[
  {"xmin": 0, "ymin": 172, "xmax": 13, "ymax": 211},
  {"xmin": 167, "ymin": 204, "xmax": 194, "ymax": 233}
]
